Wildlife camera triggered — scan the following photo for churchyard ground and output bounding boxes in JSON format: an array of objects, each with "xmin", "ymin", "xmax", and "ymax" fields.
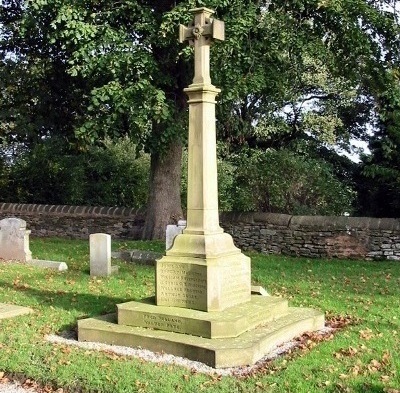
[{"xmin": 0, "ymin": 237, "xmax": 399, "ymax": 393}]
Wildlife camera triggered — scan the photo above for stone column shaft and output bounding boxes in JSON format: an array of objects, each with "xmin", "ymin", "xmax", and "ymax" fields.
[{"xmin": 184, "ymin": 85, "xmax": 222, "ymax": 235}]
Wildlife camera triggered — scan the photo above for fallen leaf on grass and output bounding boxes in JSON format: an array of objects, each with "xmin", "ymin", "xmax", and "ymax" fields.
[
  {"xmin": 367, "ymin": 359, "xmax": 382, "ymax": 373},
  {"xmin": 334, "ymin": 347, "xmax": 358, "ymax": 358},
  {"xmin": 326, "ymin": 314, "xmax": 360, "ymax": 329},
  {"xmin": 382, "ymin": 350, "xmax": 391, "ymax": 365},
  {"xmin": 335, "ymin": 382, "xmax": 352, "ymax": 393},
  {"xmin": 351, "ymin": 365, "xmax": 361, "ymax": 376},
  {"xmin": 360, "ymin": 328, "xmax": 375, "ymax": 340}
]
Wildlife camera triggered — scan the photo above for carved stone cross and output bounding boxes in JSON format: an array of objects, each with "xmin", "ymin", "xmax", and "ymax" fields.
[
  {"xmin": 156, "ymin": 6, "xmax": 252, "ymax": 313},
  {"xmin": 179, "ymin": 8, "xmax": 225, "ymax": 85}
]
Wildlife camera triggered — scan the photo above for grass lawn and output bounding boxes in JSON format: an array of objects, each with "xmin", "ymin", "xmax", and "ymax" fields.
[{"xmin": 0, "ymin": 237, "xmax": 399, "ymax": 393}]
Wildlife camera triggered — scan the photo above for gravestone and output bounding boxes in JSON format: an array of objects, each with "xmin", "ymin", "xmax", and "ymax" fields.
[
  {"xmin": 90, "ymin": 233, "xmax": 119, "ymax": 277},
  {"xmin": 0, "ymin": 303, "xmax": 33, "ymax": 320},
  {"xmin": 78, "ymin": 8, "xmax": 324, "ymax": 368},
  {"xmin": 31, "ymin": 259, "xmax": 68, "ymax": 271},
  {"xmin": 111, "ymin": 249, "xmax": 162, "ymax": 266},
  {"xmin": 0, "ymin": 218, "xmax": 32, "ymax": 262},
  {"xmin": 0, "ymin": 217, "xmax": 68, "ymax": 270},
  {"xmin": 165, "ymin": 220, "xmax": 186, "ymax": 250}
]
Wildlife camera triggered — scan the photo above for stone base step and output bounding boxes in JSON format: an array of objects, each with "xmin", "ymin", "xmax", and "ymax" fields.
[
  {"xmin": 78, "ymin": 307, "xmax": 324, "ymax": 368},
  {"xmin": 118, "ymin": 296, "xmax": 288, "ymax": 339}
]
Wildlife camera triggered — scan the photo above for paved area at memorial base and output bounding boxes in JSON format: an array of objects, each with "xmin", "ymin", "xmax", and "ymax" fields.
[{"xmin": 78, "ymin": 298, "xmax": 324, "ymax": 368}]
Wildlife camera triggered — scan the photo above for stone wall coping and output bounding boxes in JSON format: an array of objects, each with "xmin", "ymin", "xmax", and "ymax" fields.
[
  {"xmin": 1, "ymin": 204, "xmax": 400, "ymax": 231},
  {"xmin": 220, "ymin": 212, "xmax": 293, "ymax": 226},
  {"xmin": 220, "ymin": 211, "xmax": 400, "ymax": 231},
  {"xmin": 0, "ymin": 203, "xmax": 145, "ymax": 218}
]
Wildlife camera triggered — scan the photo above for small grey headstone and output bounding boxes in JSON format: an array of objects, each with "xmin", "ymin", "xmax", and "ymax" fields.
[
  {"xmin": 111, "ymin": 249, "xmax": 162, "ymax": 266},
  {"xmin": 166, "ymin": 220, "xmax": 186, "ymax": 250},
  {"xmin": 90, "ymin": 233, "xmax": 118, "ymax": 277},
  {"xmin": 0, "ymin": 217, "xmax": 32, "ymax": 262}
]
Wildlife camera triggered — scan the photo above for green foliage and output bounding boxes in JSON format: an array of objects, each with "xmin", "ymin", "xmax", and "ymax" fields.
[
  {"xmin": 356, "ymin": 75, "xmax": 400, "ymax": 217},
  {"xmin": 230, "ymin": 149, "xmax": 354, "ymax": 215},
  {"xmin": 181, "ymin": 147, "xmax": 354, "ymax": 215},
  {"xmin": 2, "ymin": 137, "xmax": 150, "ymax": 207},
  {"xmin": 2, "ymin": 0, "xmax": 398, "ymax": 153},
  {"xmin": 180, "ymin": 148, "xmax": 236, "ymax": 212},
  {"xmin": 213, "ymin": 0, "xmax": 399, "ymax": 155}
]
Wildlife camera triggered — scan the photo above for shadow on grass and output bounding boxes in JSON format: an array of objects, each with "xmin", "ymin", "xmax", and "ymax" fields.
[
  {"xmin": 0, "ymin": 279, "xmax": 129, "ymax": 317},
  {"xmin": 352, "ymin": 383, "xmax": 387, "ymax": 393}
]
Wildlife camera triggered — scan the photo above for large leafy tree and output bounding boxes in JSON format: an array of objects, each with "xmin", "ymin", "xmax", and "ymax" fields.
[
  {"xmin": 357, "ymin": 70, "xmax": 400, "ymax": 217},
  {"xmin": 214, "ymin": 0, "xmax": 399, "ymax": 152},
  {"xmin": 1, "ymin": 0, "xmax": 399, "ymax": 238},
  {"xmin": 0, "ymin": 0, "xmax": 91, "ymax": 147}
]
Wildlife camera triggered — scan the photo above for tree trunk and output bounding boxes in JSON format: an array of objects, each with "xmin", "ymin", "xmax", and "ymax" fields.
[{"xmin": 142, "ymin": 140, "xmax": 184, "ymax": 240}]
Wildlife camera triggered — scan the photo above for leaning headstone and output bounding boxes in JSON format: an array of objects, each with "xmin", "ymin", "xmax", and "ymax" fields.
[
  {"xmin": 165, "ymin": 220, "xmax": 187, "ymax": 250},
  {"xmin": 0, "ymin": 218, "xmax": 32, "ymax": 262},
  {"xmin": 90, "ymin": 233, "xmax": 118, "ymax": 277},
  {"xmin": 0, "ymin": 303, "xmax": 33, "ymax": 320}
]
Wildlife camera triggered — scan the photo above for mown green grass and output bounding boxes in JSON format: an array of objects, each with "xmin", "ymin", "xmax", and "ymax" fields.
[{"xmin": 0, "ymin": 237, "xmax": 399, "ymax": 393}]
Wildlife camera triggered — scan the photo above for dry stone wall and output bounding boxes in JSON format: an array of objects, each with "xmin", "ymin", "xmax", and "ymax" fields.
[
  {"xmin": 220, "ymin": 212, "xmax": 400, "ymax": 260},
  {"xmin": 0, "ymin": 203, "xmax": 145, "ymax": 240},
  {"xmin": 1, "ymin": 203, "xmax": 399, "ymax": 260}
]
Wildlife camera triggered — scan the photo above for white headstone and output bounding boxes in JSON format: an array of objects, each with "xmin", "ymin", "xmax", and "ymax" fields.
[
  {"xmin": 166, "ymin": 220, "xmax": 186, "ymax": 250},
  {"xmin": 90, "ymin": 233, "xmax": 118, "ymax": 276},
  {"xmin": 0, "ymin": 217, "xmax": 32, "ymax": 262}
]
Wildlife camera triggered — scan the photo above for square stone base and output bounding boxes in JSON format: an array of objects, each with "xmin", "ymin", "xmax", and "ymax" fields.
[{"xmin": 156, "ymin": 253, "xmax": 251, "ymax": 312}]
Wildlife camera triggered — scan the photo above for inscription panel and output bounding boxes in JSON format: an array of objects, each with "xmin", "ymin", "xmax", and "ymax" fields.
[
  {"xmin": 156, "ymin": 262, "xmax": 207, "ymax": 309},
  {"xmin": 220, "ymin": 264, "xmax": 250, "ymax": 307},
  {"xmin": 142, "ymin": 314, "xmax": 184, "ymax": 332}
]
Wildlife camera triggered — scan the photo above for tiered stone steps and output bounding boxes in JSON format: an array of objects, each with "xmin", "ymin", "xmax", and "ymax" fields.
[{"xmin": 78, "ymin": 295, "xmax": 324, "ymax": 368}]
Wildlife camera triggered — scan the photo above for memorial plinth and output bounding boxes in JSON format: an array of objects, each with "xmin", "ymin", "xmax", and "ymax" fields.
[{"xmin": 77, "ymin": 7, "xmax": 324, "ymax": 368}]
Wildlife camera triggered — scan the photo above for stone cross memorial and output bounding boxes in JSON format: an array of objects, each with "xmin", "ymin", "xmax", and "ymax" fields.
[{"xmin": 78, "ymin": 8, "xmax": 324, "ymax": 368}]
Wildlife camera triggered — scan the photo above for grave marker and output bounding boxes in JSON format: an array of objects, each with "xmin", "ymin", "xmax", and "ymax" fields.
[
  {"xmin": 90, "ymin": 233, "xmax": 119, "ymax": 276},
  {"xmin": 165, "ymin": 220, "xmax": 186, "ymax": 250},
  {"xmin": 0, "ymin": 218, "xmax": 32, "ymax": 262},
  {"xmin": 0, "ymin": 303, "xmax": 33, "ymax": 320},
  {"xmin": 0, "ymin": 217, "xmax": 68, "ymax": 270}
]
